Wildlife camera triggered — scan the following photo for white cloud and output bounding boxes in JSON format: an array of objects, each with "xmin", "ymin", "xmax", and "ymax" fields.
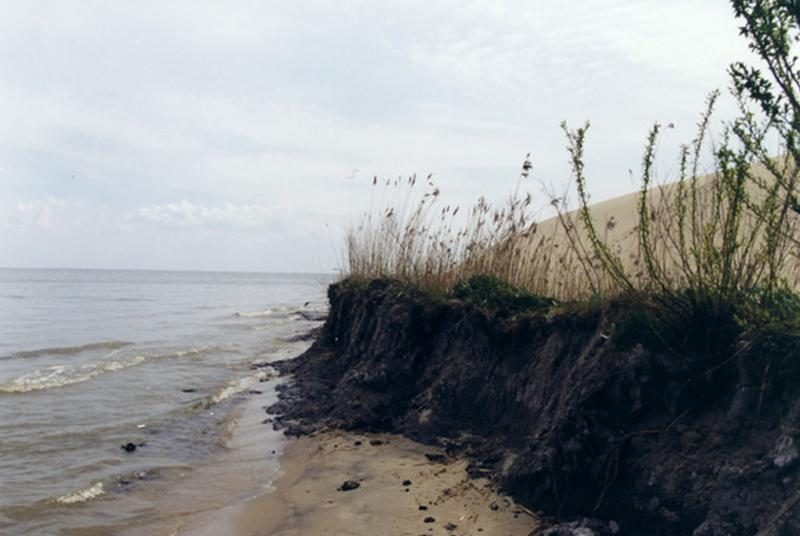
[
  {"xmin": 0, "ymin": 0, "xmax": 759, "ymax": 271},
  {"xmin": 407, "ymin": 0, "xmax": 749, "ymax": 98},
  {"xmin": 15, "ymin": 197, "xmax": 66, "ymax": 228},
  {"xmin": 134, "ymin": 200, "xmax": 282, "ymax": 228}
]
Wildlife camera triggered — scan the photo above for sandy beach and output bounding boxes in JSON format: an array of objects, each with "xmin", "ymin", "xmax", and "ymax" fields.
[{"xmin": 226, "ymin": 430, "xmax": 539, "ymax": 536}]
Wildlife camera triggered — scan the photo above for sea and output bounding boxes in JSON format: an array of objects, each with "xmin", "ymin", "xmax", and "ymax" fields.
[{"xmin": 0, "ymin": 268, "xmax": 331, "ymax": 535}]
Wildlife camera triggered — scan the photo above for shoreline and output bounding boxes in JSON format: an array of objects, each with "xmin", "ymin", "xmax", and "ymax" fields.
[
  {"xmin": 114, "ymin": 379, "xmax": 288, "ymax": 536},
  {"xmin": 228, "ymin": 429, "xmax": 539, "ymax": 536}
]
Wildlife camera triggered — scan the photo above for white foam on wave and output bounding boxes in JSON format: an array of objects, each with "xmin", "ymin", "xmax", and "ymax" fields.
[
  {"xmin": 56, "ymin": 482, "xmax": 105, "ymax": 505},
  {"xmin": 235, "ymin": 307, "xmax": 291, "ymax": 318},
  {"xmin": 0, "ymin": 347, "xmax": 211, "ymax": 394},
  {"xmin": 0, "ymin": 357, "xmax": 147, "ymax": 393},
  {"xmin": 202, "ymin": 368, "xmax": 276, "ymax": 407},
  {"xmin": 171, "ymin": 347, "xmax": 211, "ymax": 358}
]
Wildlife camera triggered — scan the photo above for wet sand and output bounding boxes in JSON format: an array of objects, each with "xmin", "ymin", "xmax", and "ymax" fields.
[{"xmin": 228, "ymin": 430, "xmax": 539, "ymax": 536}]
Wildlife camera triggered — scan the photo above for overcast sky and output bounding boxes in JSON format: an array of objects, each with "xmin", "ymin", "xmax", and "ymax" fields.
[{"xmin": 0, "ymin": 0, "xmax": 755, "ymax": 273}]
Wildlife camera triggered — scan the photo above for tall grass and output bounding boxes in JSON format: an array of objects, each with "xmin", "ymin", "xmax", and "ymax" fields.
[
  {"xmin": 346, "ymin": 168, "xmax": 557, "ymax": 295},
  {"xmin": 346, "ymin": 0, "xmax": 800, "ymax": 326},
  {"xmin": 559, "ymin": 92, "xmax": 800, "ymax": 329},
  {"xmin": 345, "ymin": 93, "xmax": 800, "ymax": 323}
]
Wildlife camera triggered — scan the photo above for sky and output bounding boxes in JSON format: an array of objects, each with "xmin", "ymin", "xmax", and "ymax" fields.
[{"xmin": 0, "ymin": 0, "xmax": 757, "ymax": 273}]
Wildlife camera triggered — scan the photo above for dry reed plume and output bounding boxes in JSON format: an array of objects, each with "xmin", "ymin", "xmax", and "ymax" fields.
[{"xmin": 346, "ymin": 94, "xmax": 800, "ymax": 326}]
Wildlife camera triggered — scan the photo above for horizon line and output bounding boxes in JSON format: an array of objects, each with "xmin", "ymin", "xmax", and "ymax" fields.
[{"xmin": 0, "ymin": 265, "xmax": 339, "ymax": 276}]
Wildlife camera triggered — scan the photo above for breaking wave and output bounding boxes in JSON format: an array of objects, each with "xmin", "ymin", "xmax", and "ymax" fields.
[
  {"xmin": 234, "ymin": 307, "xmax": 292, "ymax": 318},
  {"xmin": 196, "ymin": 368, "xmax": 276, "ymax": 409},
  {"xmin": 55, "ymin": 482, "xmax": 105, "ymax": 505},
  {"xmin": 0, "ymin": 347, "xmax": 211, "ymax": 394},
  {"xmin": 233, "ymin": 303, "xmax": 328, "ymax": 321}
]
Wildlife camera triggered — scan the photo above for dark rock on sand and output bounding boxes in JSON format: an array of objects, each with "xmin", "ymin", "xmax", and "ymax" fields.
[
  {"xmin": 121, "ymin": 442, "xmax": 137, "ymax": 453},
  {"xmin": 338, "ymin": 480, "xmax": 360, "ymax": 491},
  {"xmin": 181, "ymin": 388, "xmax": 196, "ymax": 393}
]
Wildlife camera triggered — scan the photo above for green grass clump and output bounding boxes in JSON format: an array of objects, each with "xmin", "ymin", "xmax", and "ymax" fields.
[{"xmin": 451, "ymin": 275, "xmax": 552, "ymax": 314}]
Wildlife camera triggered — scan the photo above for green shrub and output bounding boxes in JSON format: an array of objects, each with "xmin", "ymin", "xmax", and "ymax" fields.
[{"xmin": 451, "ymin": 275, "xmax": 552, "ymax": 314}]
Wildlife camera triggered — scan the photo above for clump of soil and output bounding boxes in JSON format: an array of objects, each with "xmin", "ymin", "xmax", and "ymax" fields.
[{"xmin": 269, "ymin": 278, "xmax": 800, "ymax": 535}]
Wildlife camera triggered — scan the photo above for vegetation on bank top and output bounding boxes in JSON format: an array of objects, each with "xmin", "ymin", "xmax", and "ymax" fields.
[
  {"xmin": 345, "ymin": 0, "xmax": 800, "ymax": 341},
  {"xmin": 451, "ymin": 275, "xmax": 553, "ymax": 314}
]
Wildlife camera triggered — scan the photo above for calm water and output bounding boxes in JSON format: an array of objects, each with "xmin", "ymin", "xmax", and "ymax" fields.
[{"xmin": 0, "ymin": 268, "xmax": 330, "ymax": 535}]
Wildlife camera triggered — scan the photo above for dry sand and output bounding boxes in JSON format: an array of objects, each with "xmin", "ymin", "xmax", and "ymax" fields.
[{"xmin": 229, "ymin": 430, "xmax": 539, "ymax": 536}]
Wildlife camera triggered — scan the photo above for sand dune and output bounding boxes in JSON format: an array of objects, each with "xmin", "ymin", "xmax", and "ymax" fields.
[{"xmin": 504, "ymin": 161, "xmax": 800, "ymax": 299}]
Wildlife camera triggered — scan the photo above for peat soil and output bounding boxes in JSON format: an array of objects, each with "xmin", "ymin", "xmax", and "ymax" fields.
[{"xmin": 268, "ymin": 279, "xmax": 800, "ymax": 535}]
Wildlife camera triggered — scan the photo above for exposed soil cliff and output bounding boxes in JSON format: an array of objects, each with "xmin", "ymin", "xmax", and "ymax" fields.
[{"xmin": 269, "ymin": 278, "xmax": 800, "ymax": 535}]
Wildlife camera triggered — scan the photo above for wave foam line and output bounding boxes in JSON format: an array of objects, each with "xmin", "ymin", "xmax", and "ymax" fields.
[
  {"xmin": 234, "ymin": 307, "xmax": 293, "ymax": 318},
  {"xmin": 195, "ymin": 369, "xmax": 276, "ymax": 409},
  {"xmin": 56, "ymin": 482, "xmax": 105, "ymax": 505},
  {"xmin": 0, "ymin": 347, "xmax": 212, "ymax": 394}
]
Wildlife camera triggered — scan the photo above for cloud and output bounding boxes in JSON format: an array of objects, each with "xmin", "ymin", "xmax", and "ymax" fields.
[
  {"xmin": 0, "ymin": 0, "xmax": 757, "ymax": 271},
  {"xmin": 134, "ymin": 200, "xmax": 282, "ymax": 228},
  {"xmin": 15, "ymin": 197, "xmax": 66, "ymax": 228}
]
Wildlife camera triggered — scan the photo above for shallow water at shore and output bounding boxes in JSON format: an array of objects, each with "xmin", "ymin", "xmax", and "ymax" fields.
[{"xmin": 0, "ymin": 268, "xmax": 329, "ymax": 535}]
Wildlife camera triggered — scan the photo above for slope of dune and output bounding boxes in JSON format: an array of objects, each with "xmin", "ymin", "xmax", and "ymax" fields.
[{"xmin": 505, "ymin": 161, "xmax": 800, "ymax": 299}]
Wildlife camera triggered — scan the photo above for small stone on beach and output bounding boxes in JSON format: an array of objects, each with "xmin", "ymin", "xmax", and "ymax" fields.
[
  {"xmin": 338, "ymin": 480, "xmax": 360, "ymax": 491},
  {"xmin": 403, "ymin": 479, "xmax": 412, "ymax": 486},
  {"xmin": 424, "ymin": 516, "xmax": 436, "ymax": 523}
]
